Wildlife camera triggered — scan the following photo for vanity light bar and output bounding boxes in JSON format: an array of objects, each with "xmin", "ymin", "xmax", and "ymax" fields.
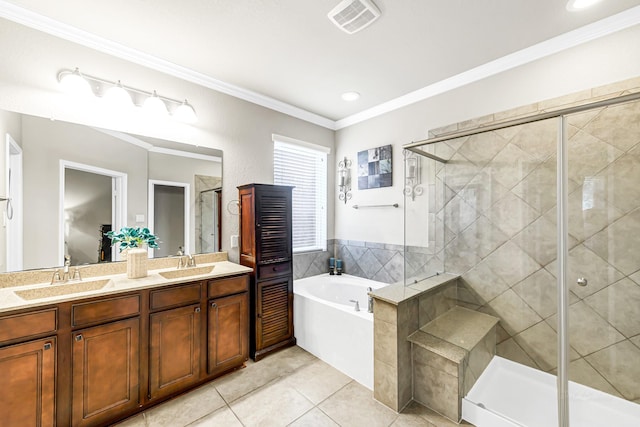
[{"xmin": 57, "ymin": 68, "xmax": 198, "ymax": 123}]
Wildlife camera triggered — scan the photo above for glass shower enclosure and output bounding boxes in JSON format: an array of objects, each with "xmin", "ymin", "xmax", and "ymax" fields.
[{"xmin": 403, "ymin": 91, "xmax": 640, "ymax": 426}]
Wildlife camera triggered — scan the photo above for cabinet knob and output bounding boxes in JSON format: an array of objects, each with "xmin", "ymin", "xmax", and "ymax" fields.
[
  {"xmin": 44, "ymin": 342, "xmax": 52, "ymax": 350},
  {"xmin": 195, "ymin": 307, "xmax": 201, "ymax": 313},
  {"xmin": 75, "ymin": 334, "xmax": 83, "ymax": 342},
  {"xmin": 257, "ymin": 313, "xmax": 261, "ymax": 318},
  {"xmin": 211, "ymin": 302, "xmax": 217, "ymax": 308}
]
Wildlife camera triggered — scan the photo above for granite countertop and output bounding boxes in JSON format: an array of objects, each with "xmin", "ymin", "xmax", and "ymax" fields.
[{"xmin": 0, "ymin": 260, "xmax": 252, "ymax": 314}]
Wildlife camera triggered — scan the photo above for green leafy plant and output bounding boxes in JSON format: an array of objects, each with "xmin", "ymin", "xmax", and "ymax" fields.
[{"xmin": 105, "ymin": 227, "xmax": 159, "ymax": 252}]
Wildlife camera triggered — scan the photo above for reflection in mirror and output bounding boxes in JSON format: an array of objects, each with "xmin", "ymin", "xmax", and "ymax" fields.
[{"xmin": 0, "ymin": 109, "xmax": 222, "ymax": 273}]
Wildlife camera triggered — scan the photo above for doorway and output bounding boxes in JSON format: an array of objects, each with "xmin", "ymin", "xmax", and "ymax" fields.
[
  {"xmin": 148, "ymin": 180, "xmax": 190, "ymax": 258},
  {"xmin": 60, "ymin": 161, "xmax": 126, "ymax": 265}
]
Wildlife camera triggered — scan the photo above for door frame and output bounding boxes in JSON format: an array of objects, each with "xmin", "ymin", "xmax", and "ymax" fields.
[
  {"xmin": 5, "ymin": 133, "xmax": 23, "ymax": 271},
  {"xmin": 59, "ymin": 160, "xmax": 127, "ymax": 264}
]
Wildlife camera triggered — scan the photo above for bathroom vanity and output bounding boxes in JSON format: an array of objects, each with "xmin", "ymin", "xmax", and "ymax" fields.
[{"xmin": 0, "ymin": 256, "xmax": 251, "ymax": 427}]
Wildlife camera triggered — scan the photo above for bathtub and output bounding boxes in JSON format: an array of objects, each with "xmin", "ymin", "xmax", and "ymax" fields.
[
  {"xmin": 462, "ymin": 356, "xmax": 640, "ymax": 427},
  {"xmin": 293, "ymin": 273, "xmax": 387, "ymax": 389}
]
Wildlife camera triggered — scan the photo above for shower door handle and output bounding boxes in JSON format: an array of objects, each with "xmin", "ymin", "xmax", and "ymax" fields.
[{"xmin": 576, "ymin": 277, "xmax": 588, "ymax": 287}]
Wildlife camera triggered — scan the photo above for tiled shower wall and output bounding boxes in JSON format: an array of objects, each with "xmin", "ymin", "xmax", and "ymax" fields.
[
  {"xmin": 419, "ymin": 77, "xmax": 640, "ymax": 402},
  {"xmin": 292, "ymin": 239, "xmax": 430, "ymax": 284}
]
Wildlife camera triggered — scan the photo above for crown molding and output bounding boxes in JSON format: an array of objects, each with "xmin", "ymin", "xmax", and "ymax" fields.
[
  {"xmin": 1, "ymin": 1, "xmax": 638, "ymax": 131},
  {"xmin": 334, "ymin": 5, "xmax": 640, "ymax": 130},
  {"xmin": 0, "ymin": 0, "xmax": 336, "ymax": 130}
]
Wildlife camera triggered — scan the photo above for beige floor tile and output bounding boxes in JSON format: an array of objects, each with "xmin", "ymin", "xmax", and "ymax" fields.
[
  {"xmin": 214, "ymin": 346, "xmax": 316, "ymax": 403},
  {"xmin": 144, "ymin": 382, "xmax": 227, "ymax": 427},
  {"xmin": 230, "ymin": 378, "xmax": 314, "ymax": 427},
  {"xmin": 281, "ymin": 359, "xmax": 352, "ymax": 405},
  {"xmin": 319, "ymin": 381, "xmax": 398, "ymax": 427},
  {"xmin": 186, "ymin": 406, "xmax": 243, "ymax": 426},
  {"xmin": 113, "ymin": 413, "xmax": 147, "ymax": 426},
  {"xmin": 288, "ymin": 408, "xmax": 340, "ymax": 426}
]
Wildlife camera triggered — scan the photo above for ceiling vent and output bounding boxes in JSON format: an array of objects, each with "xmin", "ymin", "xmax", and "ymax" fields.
[{"xmin": 328, "ymin": 0, "xmax": 381, "ymax": 34}]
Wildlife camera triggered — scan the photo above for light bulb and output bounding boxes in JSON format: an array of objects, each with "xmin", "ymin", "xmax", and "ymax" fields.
[
  {"xmin": 341, "ymin": 91, "xmax": 360, "ymax": 101},
  {"xmin": 143, "ymin": 91, "xmax": 169, "ymax": 117},
  {"xmin": 566, "ymin": 0, "xmax": 602, "ymax": 11},
  {"xmin": 59, "ymin": 68, "xmax": 93, "ymax": 98},
  {"xmin": 103, "ymin": 80, "xmax": 133, "ymax": 109},
  {"xmin": 173, "ymin": 99, "xmax": 198, "ymax": 123}
]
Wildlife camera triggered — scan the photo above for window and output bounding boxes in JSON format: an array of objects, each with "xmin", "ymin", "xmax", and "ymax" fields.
[{"xmin": 273, "ymin": 134, "xmax": 328, "ymax": 253}]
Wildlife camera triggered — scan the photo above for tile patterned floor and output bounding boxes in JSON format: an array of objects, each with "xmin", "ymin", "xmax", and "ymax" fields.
[{"xmin": 115, "ymin": 346, "xmax": 471, "ymax": 427}]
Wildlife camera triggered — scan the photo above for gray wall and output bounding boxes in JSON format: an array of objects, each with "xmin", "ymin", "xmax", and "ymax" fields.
[{"xmin": 22, "ymin": 115, "xmax": 148, "ymax": 269}]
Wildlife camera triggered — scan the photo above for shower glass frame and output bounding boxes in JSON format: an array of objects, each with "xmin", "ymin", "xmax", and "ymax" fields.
[{"xmin": 403, "ymin": 91, "xmax": 640, "ymax": 427}]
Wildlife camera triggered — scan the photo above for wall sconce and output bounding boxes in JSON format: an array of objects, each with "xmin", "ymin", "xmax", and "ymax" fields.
[
  {"xmin": 403, "ymin": 150, "xmax": 424, "ymax": 201},
  {"xmin": 57, "ymin": 68, "xmax": 198, "ymax": 123},
  {"xmin": 338, "ymin": 156, "xmax": 352, "ymax": 204}
]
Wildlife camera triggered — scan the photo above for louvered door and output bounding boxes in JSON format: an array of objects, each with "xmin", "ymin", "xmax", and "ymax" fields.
[
  {"xmin": 238, "ymin": 184, "xmax": 296, "ymax": 360},
  {"xmin": 256, "ymin": 189, "xmax": 291, "ymax": 264},
  {"xmin": 256, "ymin": 277, "xmax": 293, "ymax": 350}
]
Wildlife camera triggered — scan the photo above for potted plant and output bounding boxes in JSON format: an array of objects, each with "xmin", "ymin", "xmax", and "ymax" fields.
[{"xmin": 105, "ymin": 227, "xmax": 159, "ymax": 278}]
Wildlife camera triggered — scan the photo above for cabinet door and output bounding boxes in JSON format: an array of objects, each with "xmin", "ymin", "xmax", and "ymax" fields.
[
  {"xmin": 257, "ymin": 277, "xmax": 293, "ymax": 350},
  {"xmin": 72, "ymin": 317, "xmax": 140, "ymax": 427},
  {"xmin": 255, "ymin": 187, "xmax": 292, "ymax": 263},
  {"xmin": 208, "ymin": 293, "xmax": 248, "ymax": 374},
  {"xmin": 0, "ymin": 337, "xmax": 56, "ymax": 427},
  {"xmin": 149, "ymin": 304, "xmax": 201, "ymax": 400}
]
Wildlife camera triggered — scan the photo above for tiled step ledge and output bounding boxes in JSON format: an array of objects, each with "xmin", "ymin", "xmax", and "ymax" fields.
[{"xmin": 370, "ymin": 272, "xmax": 459, "ymax": 306}]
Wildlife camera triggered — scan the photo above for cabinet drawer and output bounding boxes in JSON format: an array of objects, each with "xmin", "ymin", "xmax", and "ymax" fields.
[
  {"xmin": 0, "ymin": 308, "xmax": 57, "ymax": 344},
  {"xmin": 150, "ymin": 282, "xmax": 201, "ymax": 311},
  {"xmin": 257, "ymin": 261, "xmax": 291, "ymax": 280},
  {"xmin": 72, "ymin": 294, "xmax": 140, "ymax": 327},
  {"xmin": 208, "ymin": 275, "xmax": 248, "ymax": 299}
]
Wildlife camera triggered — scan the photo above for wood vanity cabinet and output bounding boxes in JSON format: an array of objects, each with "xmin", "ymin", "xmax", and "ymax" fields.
[
  {"xmin": 0, "ymin": 308, "xmax": 58, "ymax": 427},
  {"xmin": 70, "ymin": 294, "xmax": 141, "ymax": 427},
  {"xmin": 0, "ymin": 270, "xmax": 249, "ymax": 427},
  {"xmin": 72, "ymin": 318, "xmax": 140, "ymax": 427},
  {"xmin": 238, "ymin": 183, "xmax": 295, "ymax": 360},
  {"xmin": 0, "ymin": 337, "xmax": 56, "ymax": 427},
  {"xmin": 208, "ymin": 293, "xmax": 248, "ymax": 373},
  {"xmin": 149, "ymin": 304, "xmax": 202, "ymax": 399}
]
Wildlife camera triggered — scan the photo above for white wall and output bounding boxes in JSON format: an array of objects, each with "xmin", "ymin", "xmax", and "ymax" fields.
[
  {"xmin": 0, "ymin": 18, "xmax": 335, "ymax": 264},
  {"xmin": 334, "ymin": 24, "xmax": 640, "ymax": 246}
]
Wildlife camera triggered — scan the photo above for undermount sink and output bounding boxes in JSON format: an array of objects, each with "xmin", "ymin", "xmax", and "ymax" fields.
[
  {"xmin": 14, "ymin": 279, "xmax": 113, "ymax": 300},
  {"xmin": 158, "ymin": 265, "xmax": 215, "ymax": 280}
]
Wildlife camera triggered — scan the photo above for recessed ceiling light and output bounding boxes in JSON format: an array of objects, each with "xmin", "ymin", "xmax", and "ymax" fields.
[
  {"xmin": 566, "ymin": 0, "xmax": 602, "ymax": 11},
  {"xmin": 342, "ymin": 91, "xmax": 360, "ymax": 101}
]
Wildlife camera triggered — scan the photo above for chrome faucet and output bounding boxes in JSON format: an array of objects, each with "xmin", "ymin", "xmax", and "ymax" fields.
[
  {"xmin": 367, "ymin": 287, "xmax": 373, "ymax": 313},
  {"xmin": 177, "ymin": 256, "xmax": 186, "ymax": 269},
  {"xmin": 51, "ymin": 255, "xmax": 83, "ymax": 284},
  {"xmin": 50, "ymin": 269, "xmax": 63, "ymax": 285},
  {"xmin": 63, "ymin": 255, "xmax": 71, "ymax": 281},
  {"xmin": 349, "ymin": 299, "xmax": 360, "ymax": 312}
]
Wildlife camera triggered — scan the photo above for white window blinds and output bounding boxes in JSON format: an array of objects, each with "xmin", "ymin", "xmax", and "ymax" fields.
[{"xmin": 273, "ymin": 136, "xmax": 328, "ymax": 253}]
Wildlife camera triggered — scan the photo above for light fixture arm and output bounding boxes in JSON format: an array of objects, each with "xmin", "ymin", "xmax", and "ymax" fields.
[
  {"xmin": 57, "ymin": 68, "xmax": 197, "ymax": 122},
  {"xmin": 403, "ymin": 150, "xmax": 424, "ymax": 201},
  {"xmin": 338, "ymin": 156, "xmax": 352, "ymax": 204}
]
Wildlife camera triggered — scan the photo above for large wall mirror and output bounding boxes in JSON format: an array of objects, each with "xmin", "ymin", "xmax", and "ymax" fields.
[{"xmin": 0, "ymin": 110, "xmax": 222, "ymax": 273}]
